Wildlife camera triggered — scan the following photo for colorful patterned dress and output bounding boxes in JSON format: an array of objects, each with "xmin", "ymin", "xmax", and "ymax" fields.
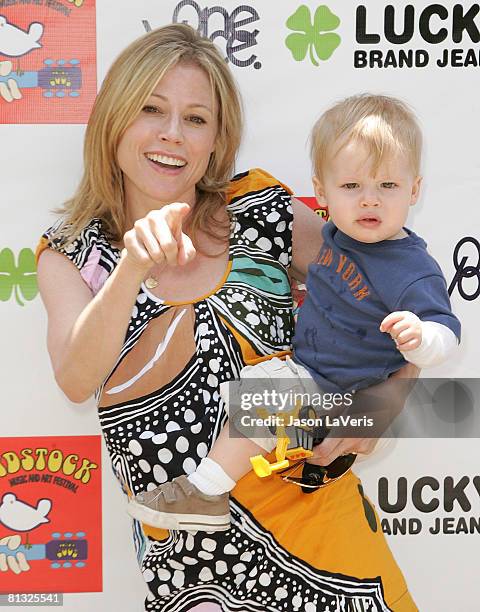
[{"xmin": 38, "ymin": 170, "xmax": 417, "ymax": 612}]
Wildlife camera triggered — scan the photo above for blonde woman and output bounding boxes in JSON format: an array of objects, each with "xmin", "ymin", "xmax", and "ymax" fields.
[{"xmin": 37, "ymin": 24, "xmax": 417, "ymax": 612}]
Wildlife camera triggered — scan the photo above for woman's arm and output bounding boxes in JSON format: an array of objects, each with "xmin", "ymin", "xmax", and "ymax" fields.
[
  {"xmin": 38, "ymin": 203, "xmax": 195, "ymax": 403},
  {"xmin": 309, "ymin": 362, "xmax": 420, "ymax": 465},
  {"xmin": 38, "ymin": 249, "xmax": 147, "ymax": 403},
  {"xmin": 290, "ymin": 197, "xmax": 325, "ymax": 283}
]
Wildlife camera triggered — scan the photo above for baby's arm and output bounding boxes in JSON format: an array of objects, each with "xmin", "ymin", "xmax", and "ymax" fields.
[
  {"xmin": 380, "ymin": 273, "xmax": 461, "ymax": 369},
  {"xmin": 380, "ymin": 311, "xmax": 458, "ymax": 368}
]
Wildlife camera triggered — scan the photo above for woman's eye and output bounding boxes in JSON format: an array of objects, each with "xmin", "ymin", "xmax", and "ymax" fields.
[
  {"xmin": 188, "ymin": 115, "xmax": 206, "ymax": 125},
  {"xmin": 342, "ymin": 183, "xmax": 358, "ymax": 190},
  {"xmin": 381, "ymin": 182, "xmax": 397, "ymax": 189},
  {"xmin": 142, "ymin": 105, "xmax": 161, "ymax": 114}
]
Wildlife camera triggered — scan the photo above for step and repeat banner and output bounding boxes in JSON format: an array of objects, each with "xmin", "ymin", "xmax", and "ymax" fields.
[{"xmin": 1, "ymin": 1, "xmax": 479, "ymax": 610}]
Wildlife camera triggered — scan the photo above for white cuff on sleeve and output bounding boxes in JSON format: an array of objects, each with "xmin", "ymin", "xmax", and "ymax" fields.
[{"xmin": 401, "ymin": 321, "xmax": 458, "ymax": 368}]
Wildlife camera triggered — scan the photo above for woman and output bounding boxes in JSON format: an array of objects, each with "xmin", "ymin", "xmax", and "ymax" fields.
[{"xmin": 37, "ymin": 24, "xmax": 417, "ymax": 611}]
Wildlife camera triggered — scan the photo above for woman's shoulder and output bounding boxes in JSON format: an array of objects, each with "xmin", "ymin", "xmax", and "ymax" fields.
[
  {"xmin": 226, "ymin": 169, "xmax": 293, "ymax": 265},
  {"xmin": 226, "ymin": 168, "xmax": 293, "ymax": 224},
  {"xmin": 227, "ymin": 168, "xmax": 293, "ymax": 203},
  {"xmin": 36, "ymin": 218, "xmax": 119, "ymax": 295}
]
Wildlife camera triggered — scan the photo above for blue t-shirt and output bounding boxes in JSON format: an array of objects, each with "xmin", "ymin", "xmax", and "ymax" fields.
[{"xmin": 293, "ymin": 222, "xmax": 461, "ymax": 393}]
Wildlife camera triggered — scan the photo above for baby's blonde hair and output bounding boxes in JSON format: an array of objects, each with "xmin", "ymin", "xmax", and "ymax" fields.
[{"xmin": 310, "ymin": 94, "xmax": 422, "ymax": 180}]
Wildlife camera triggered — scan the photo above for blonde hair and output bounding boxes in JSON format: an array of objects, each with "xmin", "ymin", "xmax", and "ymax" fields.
[
  {"xmin": 310, "ymin": 94, "xmax": 422, "ymax": 180},
  {"xmin": 55, "ymin": 23, "xmax": 243, "ymax": 245}
]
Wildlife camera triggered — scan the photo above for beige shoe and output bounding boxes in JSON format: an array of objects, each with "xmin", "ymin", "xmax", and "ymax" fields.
[{"xmin": 127, "ymin": 475, "xmax": 231, "ymax": 531}]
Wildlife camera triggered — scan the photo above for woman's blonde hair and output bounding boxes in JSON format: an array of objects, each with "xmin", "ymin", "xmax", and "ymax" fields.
[
  {"xmin": 56, "ymin": 23, "xmax": 243, "ymax": 245},
  {"xmin": 310, "ymin": 94, "xmax": 422, "ymax": 180}
]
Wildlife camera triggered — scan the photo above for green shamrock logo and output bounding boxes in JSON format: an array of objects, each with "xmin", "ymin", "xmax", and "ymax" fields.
[
  {"xmin": 286, "ymin": 5, "xmax": 341, "ymax": 66},
  {"xmin": 0, "ymin": 248, "xmax": 38, "ymax": 306}
]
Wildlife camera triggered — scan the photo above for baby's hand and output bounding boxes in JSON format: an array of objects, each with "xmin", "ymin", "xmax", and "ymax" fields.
[{"xmin": 380, "ymin": 311, "xmax": 422, "ymax": 352}]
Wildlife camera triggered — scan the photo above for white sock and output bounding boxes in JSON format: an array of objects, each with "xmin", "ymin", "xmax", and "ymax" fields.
[{"xmin": 187, "ymin": 457, "xmax": 236, "ymax": 496}]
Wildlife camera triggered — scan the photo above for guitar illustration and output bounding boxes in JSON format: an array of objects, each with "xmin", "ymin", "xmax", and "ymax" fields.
[
  {"xmin": 0, "ymin": 531, "xmax": 89, "ymax": 569},
  {"xmin": 0, "ymin": 58, "xmax": 82, "ymax": 99}
]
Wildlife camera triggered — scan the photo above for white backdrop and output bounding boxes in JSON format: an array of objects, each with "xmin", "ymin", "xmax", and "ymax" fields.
[{"xmin": 1, "ymin": 0, "xmax": 479, "ymax": 610}]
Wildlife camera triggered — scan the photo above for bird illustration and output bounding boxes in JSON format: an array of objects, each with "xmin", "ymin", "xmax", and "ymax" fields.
[
  {"xmin": 0, "ymin": 493, "xmax": 52, "ymax": 547},
  {"xmin": 0, "ymin": 16, "xmax": 43, "ymax": 58}
]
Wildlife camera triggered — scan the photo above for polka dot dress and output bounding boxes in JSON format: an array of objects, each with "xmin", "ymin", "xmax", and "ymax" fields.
[{"xmin": 39, "ymin": 170, "xmax": 416, "ymax": 612}]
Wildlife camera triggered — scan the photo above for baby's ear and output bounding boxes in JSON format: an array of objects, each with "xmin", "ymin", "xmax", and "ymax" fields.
[
  {"xmin": 312, "ymin": 176, "xmax": 327, "ymax": 205},
  {"xmin": 410, "ymin": 176, "xmax": 422, "ymax": 205}
]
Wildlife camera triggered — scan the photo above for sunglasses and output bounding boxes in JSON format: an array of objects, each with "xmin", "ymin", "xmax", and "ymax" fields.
[{"xmin": 277, "ymin": 453, "xmax": 357, "ymax": 493}]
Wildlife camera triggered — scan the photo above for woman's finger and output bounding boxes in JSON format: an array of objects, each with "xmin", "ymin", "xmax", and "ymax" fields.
[
  {"xmin": 353, "ymin": 438, "xmax": 378, "ymax": 455},
  {"xmin": 123, "ymin": 230, "xmax": 155, "ymax": 269},
  {"xmin": 310, "ymin": 437, "xmax": 344, "ymax": 464},
  {"xmin": 151, "ymin": 217, "xmax": 179, "ymax": 266},
  {"xmin": 164, "ymin": 203, "xmax": 194, "ymax": 265},
  {"xmin": 177, "ymin": 232, "xmax": 196, "ymax": 266},
  {"xmin": 126, "ymin": 203, "xmax": 193, "ymax": 268},
  {"xmin": 148, "ymin": 204, "xmax": 190, "ymax": 266},
  {"xmin": 164, "ymin": 202, "xmax": 191, "ymax": 233},
  {"xmin": 135, "ymin": 220, "xmax": 167, "ymax": 265},
  {"xmin": 310, "ymin": 437, "xmax": 378, "ymax": 465}
]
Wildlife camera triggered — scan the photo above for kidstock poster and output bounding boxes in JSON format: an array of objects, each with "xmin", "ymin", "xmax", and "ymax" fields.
[{"xmin": 1, "ymin": 1, "xmax": 479, "ymax": 610}]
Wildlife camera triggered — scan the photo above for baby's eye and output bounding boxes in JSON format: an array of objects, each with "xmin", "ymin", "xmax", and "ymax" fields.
[
  {"xmin": 342, "ymin": 183, "xmax": 359, "ymax": 190},
  {"xmin": 188, "ymin": 115, "xmax": 206, "ymax": 125},
  {"xmin": 381, "ymin": 182, "xmax": 397, "ymax": 189}
]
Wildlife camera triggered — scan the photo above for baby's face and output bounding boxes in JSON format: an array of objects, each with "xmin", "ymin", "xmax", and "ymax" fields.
[{"xmin": 313, "ymin": 141, "xmax": 421, "ymax": 243}]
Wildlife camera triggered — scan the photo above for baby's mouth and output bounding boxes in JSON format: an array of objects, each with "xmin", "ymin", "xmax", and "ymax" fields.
[{"xmin": 357, "ymin": 216, "xmax": 381, "ymax": 227}]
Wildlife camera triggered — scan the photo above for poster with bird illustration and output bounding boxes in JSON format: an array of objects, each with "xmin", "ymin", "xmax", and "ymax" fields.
[
  {"xmin": 0, "ymin": 0, "xmax": 96, "ymax": 123},
  {"xmin": 0, "ymin": 436, "xmax": 102, "ymax": 593}
]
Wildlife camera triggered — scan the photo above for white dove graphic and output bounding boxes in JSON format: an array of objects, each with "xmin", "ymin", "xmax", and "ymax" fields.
[
  {"xmin": 0, "ymin": 493, "xmax": 51, "ymax": 532},
  {"xmin": 0, "ymin": 16, "xmax": 43, "ymax": 58}
]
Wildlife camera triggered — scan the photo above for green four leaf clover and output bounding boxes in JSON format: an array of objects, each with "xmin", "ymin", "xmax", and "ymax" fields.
[
  {"xmin": 0, "ymin": 248, "xmax": 38, "ymax": 306},
  {"xmin": 286, "ymin": 5, "xmax": 341, "ymax": 66}
]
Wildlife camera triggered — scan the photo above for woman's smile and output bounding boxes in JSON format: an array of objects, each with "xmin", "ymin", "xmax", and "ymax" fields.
[{"xmin": 144, "ymin": 150, "xmax": 188, "ymax": 174}]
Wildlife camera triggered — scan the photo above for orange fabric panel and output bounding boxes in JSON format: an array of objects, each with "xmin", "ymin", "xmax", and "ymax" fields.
[
  {"xmin": 232, "ymin": 469, "xmax": 417, "ymax": 611},
  {"xmin": 219, "ymin": 315, "xmax": 292, "ymax": 365},
  {"xmin": 227, "ymin": 168, "xmax": 293, "ymax": 202}
]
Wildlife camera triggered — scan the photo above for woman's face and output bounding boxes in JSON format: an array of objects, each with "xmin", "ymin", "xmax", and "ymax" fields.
[{"xmin": 117, "ymin": 62, "xmax": 218, "ymax": 214}]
